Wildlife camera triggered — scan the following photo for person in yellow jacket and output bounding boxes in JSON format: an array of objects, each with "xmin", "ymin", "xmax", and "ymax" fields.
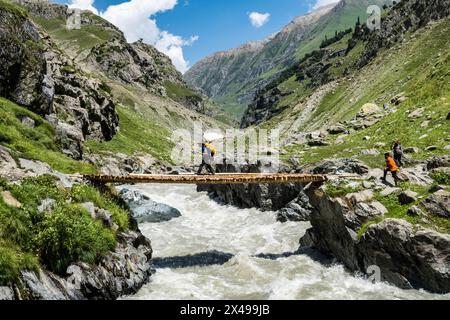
[{"xmin": 197, "ymin": 142, "xmax": 216, "ymax": 175}]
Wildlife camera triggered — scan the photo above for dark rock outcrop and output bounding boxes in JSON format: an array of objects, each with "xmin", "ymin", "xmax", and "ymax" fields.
[
  {"xmin": 152, "ymin": 251, "xmax": 234, "ymax": 269},
  {"xmin": 240, "ymin": 88, "xmax": 289, "ymax": 128},
  {"xmin": 427, "ymin": 155, "xmax": 450, "ymax": 170},
  {"xmin": 87, "ymin": 38, "xmax": 181, "ymax": 97},
  {"xmin": 358, "ymin": 220, "xmax": 450, "ymax": 293},
  {"xmin": 398, "ymin": 190, "xmax": 418, "ymax": 205},
  {"xmin": 0, "ymin": 4, "xmax": 119, "ymax": 159},
  {"xmin": 359, "ymin": 0, "xmax": 450, "ymax": 67},
  {"xmin": 277, "ymin": 191, "xmax": 312, "ymax": 222},
  {"xmin": 197, "ymin": 161, "xmax": 303, "ymax": 211},
  {"xmin": 300, "ymin": 184, "xmax": 450, "ymax": 294}
]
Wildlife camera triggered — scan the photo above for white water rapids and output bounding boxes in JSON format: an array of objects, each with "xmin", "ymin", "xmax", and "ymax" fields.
[{"xmin": 124, "ymin": 184, "xmax": 449, "ymax": 300}]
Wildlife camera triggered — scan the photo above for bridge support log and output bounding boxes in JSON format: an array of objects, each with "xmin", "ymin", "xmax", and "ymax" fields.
[{"xmin": 83, "ymin": 173, "xmax": 329, "ymax": 185}]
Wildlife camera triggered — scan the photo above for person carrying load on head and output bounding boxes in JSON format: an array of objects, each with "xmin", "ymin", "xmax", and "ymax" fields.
[
  {"xmin": 197, "ymin": 141, "xmax": 216, "ymax": 175},
  {"xmin": 382, "ymin": 152, "xmax": 399, "ymax": 186}
]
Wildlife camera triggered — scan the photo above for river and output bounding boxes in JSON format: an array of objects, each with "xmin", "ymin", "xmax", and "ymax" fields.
[{"xmin": 123, "ymin": 184, "xmax": 449, "ymax": 300}]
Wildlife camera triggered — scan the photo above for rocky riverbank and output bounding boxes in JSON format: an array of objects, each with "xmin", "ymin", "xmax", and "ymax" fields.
[
  {"xmin": 0, "ymin": 146, "xmax": 154, "ymax": 300},
  {"xmin": 1, "ymin": 230, "xmax": 153, "ymax": 300}
]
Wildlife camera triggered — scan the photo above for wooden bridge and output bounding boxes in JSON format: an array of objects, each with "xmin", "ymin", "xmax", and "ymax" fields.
[{"xmin": 83, "ymin": 173, "xmax": 330, "ymax": 185}]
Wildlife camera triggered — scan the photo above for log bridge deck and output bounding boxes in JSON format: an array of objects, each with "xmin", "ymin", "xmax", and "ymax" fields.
[{"xmin": 83, "ymin": 173, "xmax": 330, "ymax": 185}]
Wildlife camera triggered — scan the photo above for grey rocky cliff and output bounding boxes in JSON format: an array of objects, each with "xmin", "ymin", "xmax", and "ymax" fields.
[
  {"xmin": 11, "ymin": 0, "xmax": 67, "ymax": 19},
  {"xmin": 0, "ymin": 4, "xmax": 119, "ymax": 159},
  {"xmin": 19, "ymin": 0, "xmax": 210, "ymax": 114},
  {"xmin": 300, "ymin": 182, "xmax": 450, "ymax": 294},
  {"xmin": 86, "ymin": 38, "xmax": 184, "ymax": 97}
]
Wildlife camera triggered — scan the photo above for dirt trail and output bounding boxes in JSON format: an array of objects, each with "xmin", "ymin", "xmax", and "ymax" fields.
[{"xmin": 278, "ymin": 81, "xmax": 339, "ymax": 144}]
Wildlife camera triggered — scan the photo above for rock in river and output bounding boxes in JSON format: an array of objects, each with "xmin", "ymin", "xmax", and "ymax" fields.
[{"xmin": 119, "ymin": 188, "xmax": 181, "ymax": 223}]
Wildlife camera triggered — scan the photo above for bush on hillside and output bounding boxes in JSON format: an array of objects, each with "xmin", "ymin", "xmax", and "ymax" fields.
[{"xmin": 35, "ymin": 204, "xmax": 116, "ymax": 274}]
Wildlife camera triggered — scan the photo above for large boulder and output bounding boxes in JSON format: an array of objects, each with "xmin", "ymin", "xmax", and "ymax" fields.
[
  {"xmin": 343, "ymin": 200, "xmax": 387, "ymax": 230},
  {"xmin": 0, "ymin": 146, "xmax": 22, "ymax": 179},
  {"xmin": 400, "ymin": 165, "xmax": 434, "ymax": 186},
  {"xmin": 305, "ymin": 158, "xmax": 370, "ymax": 175},
  {"xmin": 357, "ymin": 103, "xmax": 382, "ymax": 118},
  {"xmin": 55, "ymin": 122, "xmax": 85, "ymax": 160},
  {"xmin": 359, "ymin": 219, "xmax": 450, "ymax": 293},
  {"xmin": 420, "ymin": 190, "xmax": 450, "ymax": 218},
  {"xmin": 327, "ymin": 124, "xmax": 347, "ymax": 134},
  {"xmin": 0, "ymin": 287, "xmax": 14, "ymax": 300},
  {"xmin": 398, "ymin": 190, "xmax": 418, "ymax": 205},
  {"xmin": 119, "ymin": 188, "xmax": 181, "ymax": 223},
  {"xmin": 427, "ymin": 155, "xmax": 450, "ymax": 170},
  {"xmin": 301, "ymin": 184, "xmax": 360, "ymax": 270}
]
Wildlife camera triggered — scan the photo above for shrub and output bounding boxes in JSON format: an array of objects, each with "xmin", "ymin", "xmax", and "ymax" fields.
[
  {"xmin": 0, "ymin": 242, "xmax": 38, "ymax": 286},
  {"xmin": 9, "ymin": 175, "xmax": 65, "ymax": 208},
  {"xmin": 70, "ymin": 184, "xmax": 129, "ymax": 231},
  {"xmin": 0, "ymin": 203, "xmax": 33, "ymax": 251},
  {"xmin": 430, "ymin": 171, "xmax": 450, "ymax": 185},
  {"xmin": 35, "ymin": 204, "xmax": 116, "ymax": 274}
]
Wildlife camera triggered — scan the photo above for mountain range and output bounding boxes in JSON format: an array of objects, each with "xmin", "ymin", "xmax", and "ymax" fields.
[{"xmin": 184, "ymin": 0, "xmax": 393, "ymax": 119}]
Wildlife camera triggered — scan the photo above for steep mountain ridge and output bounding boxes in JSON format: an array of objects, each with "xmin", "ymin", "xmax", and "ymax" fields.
[
  {"xmin": 1, "ymin": 0, "xmax": 231, "ymax": 167},
  {"xmin": 17, "ymin": 0, "xmax": 201, "ymax": 108},
  {"xmin": 184, "ymin": 4, "xmax": 336, "ymax": 118},
  {"xmin": 184, "ymin": 0, "xmax": 392, "ymax": 119},
  {"xmin": 0, "ymin": 0, "xmax": 118, "ymax": 160},
  {"xmin": 241, "ymin": 0, "xmax": 450, "ymax": 134}
]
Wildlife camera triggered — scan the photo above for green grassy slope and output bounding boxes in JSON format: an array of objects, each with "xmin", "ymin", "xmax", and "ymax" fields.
[
  {"xmin": 295, "ymin": 0, "xmax": 391, "ymax": 59},
  {"xmin": 0, "ymin": 175, "xmax": 131, "ymax": 285},
  {"xmin": 31, "ymin": 12, "xmax": 118, "ymax": 57},
  {"xmin": 85, "ymin": 105, "xmax": 175, "ymax": 163},
  {"xmin": 282, "ymin": 17, "xmax": 450, "ymax": 168},
  {"xmin": 0, "ymin": 98, "xmax": 95, "ymax": 174}
]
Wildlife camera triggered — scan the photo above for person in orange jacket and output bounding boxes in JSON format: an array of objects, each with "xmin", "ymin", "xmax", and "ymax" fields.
[{"xmin": 382, "ymin": 152, "xmax": 399, "ymax": 186}]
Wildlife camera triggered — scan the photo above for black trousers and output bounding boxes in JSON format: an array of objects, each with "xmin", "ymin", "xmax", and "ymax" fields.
[
  {"xmin": 383, "ymin": 169, "xmax": 399, "ymax": 186},
  {"xmin": 197, "ymin": 161, "xmax": 215, "ymax": 175},
  {"xmin": 394, "ymin": 154, "xmax": 403, "ymax": 167}
]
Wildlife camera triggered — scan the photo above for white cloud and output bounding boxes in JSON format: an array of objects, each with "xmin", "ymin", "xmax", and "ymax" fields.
[
  {"xmin": 313, "ymin": 0, "xmax": 340, "ymax": 10},
  {"xmin": 68, "ymin": 0, "xmax": 98, "ymax": 15},
  {"xmin": 68, "ymin": 0, "xmax": 198, "ymax": 73},
  {"xmin": 248, "ymin": 12, "xmax": 270, "ymax": 28}
]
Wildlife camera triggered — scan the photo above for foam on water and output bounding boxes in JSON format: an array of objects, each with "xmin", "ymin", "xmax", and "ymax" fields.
[{"xmin": 123, "ymin": 184, "xmax": 449, "ymax": 300}]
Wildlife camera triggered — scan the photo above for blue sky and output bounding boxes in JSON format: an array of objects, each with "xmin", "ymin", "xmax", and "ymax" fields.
[{"xmin": 56, "ymin": 1, "xmax": 338, "ymax": 72}]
